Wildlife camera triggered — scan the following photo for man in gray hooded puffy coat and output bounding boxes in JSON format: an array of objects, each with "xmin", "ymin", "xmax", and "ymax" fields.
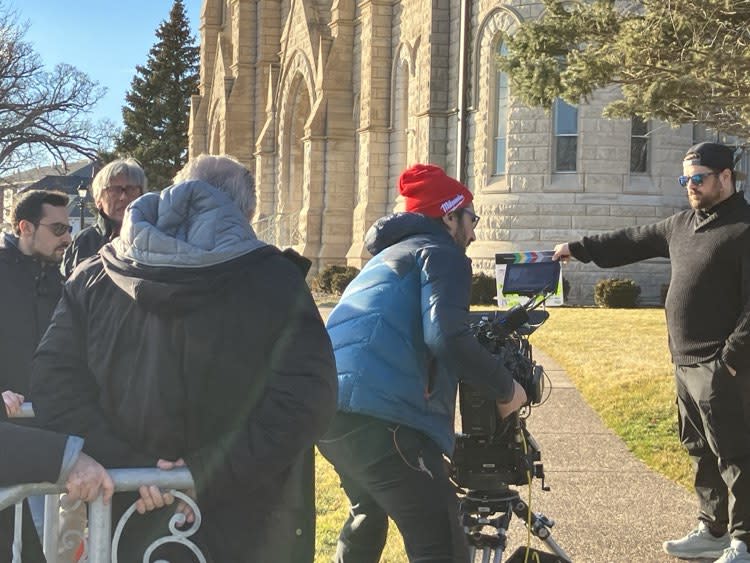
[{"xmin": 31, "ymin": 154, "xmax": 338, "ymax": 562}]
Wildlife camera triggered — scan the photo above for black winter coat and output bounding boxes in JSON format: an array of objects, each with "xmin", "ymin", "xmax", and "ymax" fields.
[
  {"xmin": 32, "ymin": 244, "xmax": 338, "ymax": 562},
  {"xmin": 0, "ymin": 234, "xmax": 64, "ymax": 396},
  {"xmin": 0, "ymin": 408, "xmax": 69, "ymax": 563},
  {"xmin": 61, "ymin": 214, "xmax": 115, "ymax": 278}
]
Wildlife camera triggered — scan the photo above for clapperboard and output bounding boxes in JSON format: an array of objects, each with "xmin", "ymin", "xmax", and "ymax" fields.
[{"xmin": 494, "ymin": 251, "xmax": 564, "ymax": 308}]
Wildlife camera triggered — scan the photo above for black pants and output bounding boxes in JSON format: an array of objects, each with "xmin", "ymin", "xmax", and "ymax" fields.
[
  {"xmin": 318, "ymin": 412, "xmax": 469, "ymax": 563},
  {"xmin": 676, "ymin": 358, "xmax": 750, "ymax": 544}
]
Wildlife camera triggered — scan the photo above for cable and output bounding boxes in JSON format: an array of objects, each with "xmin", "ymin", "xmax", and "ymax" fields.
[{"xmin": 535, "ymin": 367, "xmax": 552, "ymax": 407}]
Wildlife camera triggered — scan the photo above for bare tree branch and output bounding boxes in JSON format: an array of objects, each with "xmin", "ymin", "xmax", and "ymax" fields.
[{"xmin": 0, "ymin": 2, "xmax": 106, "ymax": 176}]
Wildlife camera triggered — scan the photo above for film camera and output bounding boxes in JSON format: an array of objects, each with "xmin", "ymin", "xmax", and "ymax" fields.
[{"xmin": 450, "ymin": 259, "xmax": 571, "ymax": 563}]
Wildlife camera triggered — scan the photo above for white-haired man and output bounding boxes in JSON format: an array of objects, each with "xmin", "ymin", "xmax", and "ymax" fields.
[
  {"xmin": 62, "ymin": 158, "xmax": 146, "ymax": 277},
  {"xmin": 32, "ymin": 154, "xmax": 337, "ymax": 562}
]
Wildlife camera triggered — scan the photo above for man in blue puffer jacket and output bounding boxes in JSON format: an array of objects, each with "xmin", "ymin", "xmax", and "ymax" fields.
[{"xmin": 319, "ymin": 163, "xmax": 527, "ymax": 563}]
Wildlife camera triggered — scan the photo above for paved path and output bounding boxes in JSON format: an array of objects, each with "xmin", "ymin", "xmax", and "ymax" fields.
[{"xmin": 501, "ymin": 349, "xmax": 700, "ymax": 562}]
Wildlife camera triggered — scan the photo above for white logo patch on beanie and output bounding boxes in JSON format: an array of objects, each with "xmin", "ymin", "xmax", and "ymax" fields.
[{"xmin": 440, "ymin": 194, "xmax": 465, "ymax": 214}]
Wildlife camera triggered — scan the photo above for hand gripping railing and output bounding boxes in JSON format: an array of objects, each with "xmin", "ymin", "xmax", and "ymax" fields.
[
  {"xmin": 0, "ymin": 468, "xmax": 200, "ymax": 563},
  {"xmin": 3, "ymin": 404, "xmax": 203, "ymax": 562}
]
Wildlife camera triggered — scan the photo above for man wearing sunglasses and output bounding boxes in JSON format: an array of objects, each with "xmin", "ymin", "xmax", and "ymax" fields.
[
  {"xmin": 0, "ymin": 189, "xmax": 71, "ymax": 399},
  {"xmin": 62, "ymin": 158, "xmax": 146, "ymax": 278},
  {"xmin": 0, "ymin": 189, "xmax": 72, "ymax": 544},
  {"xmin": 553, "ymin": 142, "xmax": 750, "ymax": 563}
]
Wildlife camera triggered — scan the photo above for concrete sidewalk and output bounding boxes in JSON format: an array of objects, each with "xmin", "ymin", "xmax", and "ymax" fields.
[{"xmin": 502, "ymin": 348, "xmax": 701, "ymax": 562}]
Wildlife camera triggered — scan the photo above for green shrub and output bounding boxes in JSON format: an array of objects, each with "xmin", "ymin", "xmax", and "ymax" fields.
[
  {"xmin": 471, "ymin": 272, "xmax": 497, "ymax": 305},
  {"xmin": 315, "ymin": 265, "xmax": 348, "ymax": 294},
  {"xmin": 315, "ymin": 264, "xmax": 360, "ymax": 295},
  {"xmin": 330, "ymin": 268, "xmax": 360, "ymax": 295},
  {"xmin": 594, "ymin": 278, "xmax": 641, "ymax": 308}
]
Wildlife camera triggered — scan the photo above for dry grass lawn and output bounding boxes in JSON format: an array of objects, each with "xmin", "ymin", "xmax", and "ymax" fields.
[{"xmin": 529, "ymin": 307, "xmax": 692, "ymax": 488}]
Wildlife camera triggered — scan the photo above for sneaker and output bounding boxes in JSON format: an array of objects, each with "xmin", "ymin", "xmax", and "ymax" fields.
[
  {"xmin": 663, "ymin": 522, "xmax": 730, "ymax": 559},
  {"xmin": 715, "ymin": 539, "xmax": 750, "ymax": 563}
]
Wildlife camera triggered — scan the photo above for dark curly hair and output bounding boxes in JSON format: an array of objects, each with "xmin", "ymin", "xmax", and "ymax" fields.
[{"xmin": 11, "ymin": 190, "xmax": 69, "ymax": 235}]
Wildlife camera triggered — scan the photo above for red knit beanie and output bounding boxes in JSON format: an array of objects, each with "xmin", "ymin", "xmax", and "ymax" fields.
[{"xmin": 398, "ymin": 164, "xmax": 473, "ymax": 217}]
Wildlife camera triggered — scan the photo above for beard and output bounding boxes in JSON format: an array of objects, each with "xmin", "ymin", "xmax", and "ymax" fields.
[
  {"xmin": 687, "ymin": 190, "xmax": 722, "ymax": 211},
  {"xmin": 33, "ymin": 245, "xmax": 67, "ymax": 264}
]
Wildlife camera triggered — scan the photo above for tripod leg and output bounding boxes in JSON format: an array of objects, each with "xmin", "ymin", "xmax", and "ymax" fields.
[
  {"xmin": 511, "ymin": 500, "xmax": 572, "ymax": 562},
  {"xmin": 539, "ymin": 535, "xmax": 570, "ymax": 561}
]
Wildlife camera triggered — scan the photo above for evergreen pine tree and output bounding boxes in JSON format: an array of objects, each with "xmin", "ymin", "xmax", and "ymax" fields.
[{"xmin": 115, "ymin": 0, "xmax": 199, "ymax": 190}]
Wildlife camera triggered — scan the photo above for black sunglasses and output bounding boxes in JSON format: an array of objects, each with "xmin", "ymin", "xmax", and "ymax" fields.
[
  {"xmin": 678, "ymin": 172, "xmax": 719, "ymax": 188},
  {"xmin": 462, "ymin": 209, "xmax": 481, "ymax": 226},
  {"xmin": 37, "ymin": 222, "xmax": 73, "ymax": 236}
]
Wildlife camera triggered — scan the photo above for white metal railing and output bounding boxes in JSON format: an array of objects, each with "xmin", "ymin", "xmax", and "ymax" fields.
[{"xmin": 3, "ymin": 404, "xmax": 203, "ymax": 562}]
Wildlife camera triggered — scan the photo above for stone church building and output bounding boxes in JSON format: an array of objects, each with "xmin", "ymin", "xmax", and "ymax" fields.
[{"xmin": 188, "ymin": 0, "xmax": 746, "ymax": 303}]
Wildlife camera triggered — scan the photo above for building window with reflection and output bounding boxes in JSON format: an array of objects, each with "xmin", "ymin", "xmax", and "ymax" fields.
[
  {"xmin": 553, "ymin": 98, "xmax": 577, "ymax": 172},
  {"xmin": 493, "ymin": 41, "xmax": 509, "ymax": 175},
  {"xmin": 630, "ymin": 117, "xmax": 649, "ymax": 173}
]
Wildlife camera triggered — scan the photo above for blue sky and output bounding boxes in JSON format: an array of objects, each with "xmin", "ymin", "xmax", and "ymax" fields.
[{"xmin": 12, "ymin": 0, "xmax": 203, "ymax": 130}]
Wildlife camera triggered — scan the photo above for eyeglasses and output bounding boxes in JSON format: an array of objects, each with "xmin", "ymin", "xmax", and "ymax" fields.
[
  {"xmin": 103, "ymin": 184, "xmax": 142, "ymax": 198},
  {"xmin": 37, "ymin": 222, "xmax": 73, "ymax": 236},
  {"xmin": 463, "ymin": 209, "xmax": 481, "ymax": 226},
  {"xmin": 678, "ymin": 172, "xmax": 719, "ymax": 188}
]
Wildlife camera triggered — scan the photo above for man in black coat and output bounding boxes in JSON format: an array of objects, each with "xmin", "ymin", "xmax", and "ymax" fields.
[
  {"xmin": 62, "ymin": 158, "xmax": 146, "ymax": 278},
  {"xmin": 32, "ymin": 154, "xmax": 338, "ymax": 562},
  {"xmin": 554, "ymin": 142, "xmax": 750, "ymax": 563},
  {"xmin": 0, "ymin": 190, "xmax": 71, "ymax": 399},
  {"xmin": 0, "ymin": 404, "xmax": 114, "ymax": 562},
  {"xmin": 0, "ymin": 189, "xmax": 72, "ymax": 542}
]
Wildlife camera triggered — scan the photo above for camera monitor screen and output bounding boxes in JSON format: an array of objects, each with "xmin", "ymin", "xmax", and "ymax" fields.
[{"xmin": 502, "ymin": 260, "xmax": 561, "ymax": 296}]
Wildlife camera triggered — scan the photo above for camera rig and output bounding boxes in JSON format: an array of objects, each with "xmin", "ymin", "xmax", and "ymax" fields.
[{"xmin": 451, "ymin": 259, "xmax": 571, "ymax": 563}]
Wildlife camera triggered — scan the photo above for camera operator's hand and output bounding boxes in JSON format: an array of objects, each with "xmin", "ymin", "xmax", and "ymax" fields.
[
  {"xmin": 496, "ymin": 381, "xmax": 528, "ymax": 419},
  {"xmin": 552, "ymin": 243, "xmax": 572, "ymax": 263}
]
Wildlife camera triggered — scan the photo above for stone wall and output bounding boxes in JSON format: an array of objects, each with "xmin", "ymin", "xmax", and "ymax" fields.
[{"xmin": 190, "ymin": 0, "xmax": 695, "ymax": 302}]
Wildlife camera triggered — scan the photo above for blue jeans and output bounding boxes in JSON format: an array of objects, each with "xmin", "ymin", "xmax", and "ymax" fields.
[{"xmin": 318, "ymin": 412, "xmax": 469, "ymax": 563}]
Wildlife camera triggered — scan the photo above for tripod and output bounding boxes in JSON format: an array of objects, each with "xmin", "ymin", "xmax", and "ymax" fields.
[{"xmin": 459, "ymin": 486, "xmax": 571, "ymax": 563}]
